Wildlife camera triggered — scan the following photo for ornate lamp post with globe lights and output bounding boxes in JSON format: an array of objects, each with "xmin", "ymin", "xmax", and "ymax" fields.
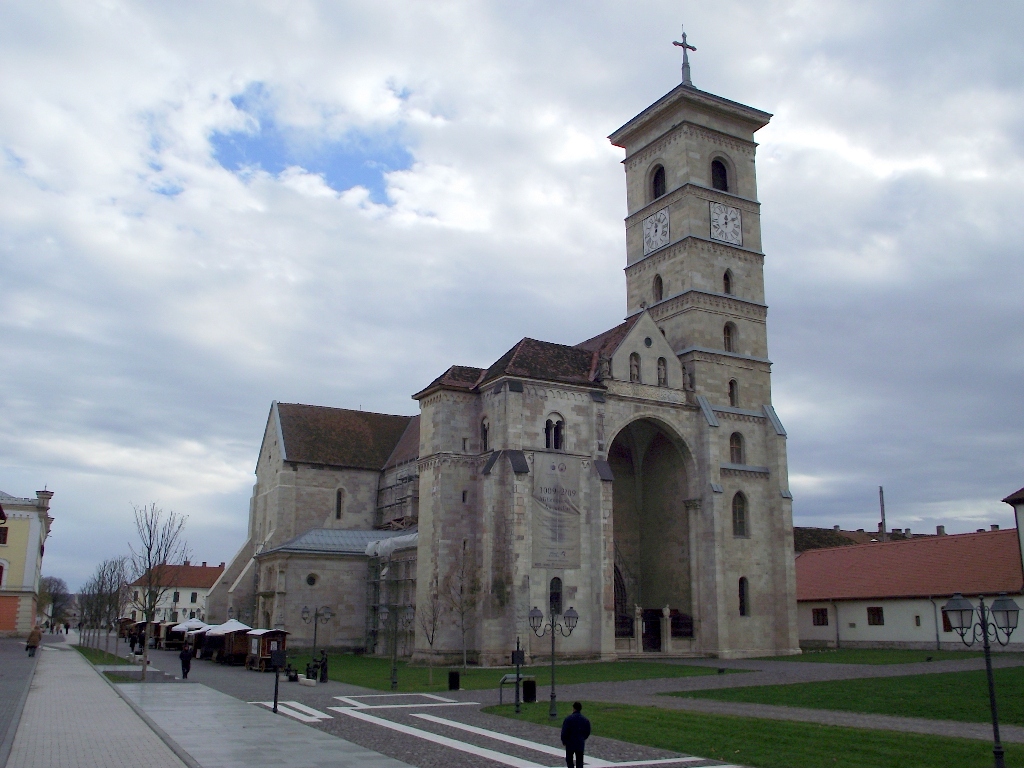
[
  {"xmin": 529, "ymin": 604, "xmax": 578, "ymax": 719},
  {"xmin": 941, "ymin": 591, "xmax": 1019, "ymax": 768},
  {"xmin": 301, "ymin": 605, "xmax": 333, "ymax": 657}
]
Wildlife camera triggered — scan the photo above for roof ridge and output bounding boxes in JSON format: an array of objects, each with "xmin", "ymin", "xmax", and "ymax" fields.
[
  {"xmin": 278, "ymin": 402, "xmax": 413, "ymax": 419},
  {"xmin": 798, "ymin": 527, "xmax": 1018, "ymax": 556}
]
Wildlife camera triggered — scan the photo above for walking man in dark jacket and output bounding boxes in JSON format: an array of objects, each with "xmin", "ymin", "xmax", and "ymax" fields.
[
  {"xmin": 560, "ymin": 701, "xmax": 591, "ymax": 768},
  {"xmin": 179, "ymin": 645, "xmax": 192, "ymax": 679}
]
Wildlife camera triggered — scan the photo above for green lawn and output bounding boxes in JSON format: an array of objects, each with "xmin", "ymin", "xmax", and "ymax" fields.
[
  {"xmin": 485, "ymin": 701, "xmax": 1023, "ymax": 768},
  {"xmin": 74, "ymin": 645, "xmax": 130, "ymax": 666},
  {"xmin": 286, "ymin": 652, "xmax": 728, "ymax": 692},
  {"xmin": 762, "ymin": 648, "xmax": 986, "ymax": 665},
  {"xmin": 674, "ymin": 666, "xmax": 1024, "ymax": 726}
]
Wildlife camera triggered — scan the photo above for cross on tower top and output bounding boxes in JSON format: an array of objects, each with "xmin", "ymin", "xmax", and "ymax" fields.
[{"xmin": 672, "ymin": 27, "xmax": 696, "ymax": 87}]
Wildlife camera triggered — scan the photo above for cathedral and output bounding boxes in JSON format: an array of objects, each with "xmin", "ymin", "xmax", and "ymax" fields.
[{"xmin": 208, "ymin": 53, "xmax": 800, "ymax": 662}]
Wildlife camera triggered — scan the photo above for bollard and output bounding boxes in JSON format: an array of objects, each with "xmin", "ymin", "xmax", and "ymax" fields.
[{"xmin": 448, "ymin": 670, "xmax": 460, "ymax": 691}]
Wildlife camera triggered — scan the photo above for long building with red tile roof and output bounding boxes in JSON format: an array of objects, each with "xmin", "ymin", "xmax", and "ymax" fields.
[{"xmin": 796, "ymin": 529, "xmax": 1024, "ymax": 651}]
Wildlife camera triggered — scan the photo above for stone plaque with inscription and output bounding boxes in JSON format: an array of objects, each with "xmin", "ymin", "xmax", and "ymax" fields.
[{"xmin": 532, "ymin": 455, "xmax": 582, "ymax": 569}]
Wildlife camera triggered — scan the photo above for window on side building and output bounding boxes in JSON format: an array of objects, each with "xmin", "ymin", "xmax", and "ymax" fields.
[
  {"xmin": 812, "ymin": 608, "xmax": 829, "ymax": 626},
  {"xmin": 867, "ymin": 606, "xmax": 884, "ymax": 625}
]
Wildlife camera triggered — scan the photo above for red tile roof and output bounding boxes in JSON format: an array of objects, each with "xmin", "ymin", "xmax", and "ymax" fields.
[
  {"xmin": 479, "ymin": 338, "xmax": 599, "ymax": 388},
  {"xmin": 276, "ymin": 403, "xmax": 413, "ymax": 471},
  {"xmin": 130, "ymin": 563, "xmax": 224, "ymax": 589},
  {"xmin": 796, "ymin": 529, "xmax": 1024, "ymax": 602},
  {"xmin": 575, "ymin": 315, "xmax": 640, "ymax": 359},
  {"xmin": 383, "ymin": 415, "xmax": 420, "ymax": 469},
  {"xmin": 1003, "ymin": 487, "xmax": 1024, "ymax": 505}
]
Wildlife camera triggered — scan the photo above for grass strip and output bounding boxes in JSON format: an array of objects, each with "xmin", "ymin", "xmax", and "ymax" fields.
[
  {"xmin": 485, "ymin": 700, "xmax": 1022, "ymax": 768},
  {"xmin": 285, "ymin": 653, "xmax": 726, "ymax": 692},
  {"xmin": 74, "ymin": 645, "xmax": 129, "ymax": 666},
  {"xmin": 761, "ymin": 648, "xmax": 985, "ymax": 665},
  {"xmin": 673, "ymin": 665, "xmax": 1024, "ymax": 726}
]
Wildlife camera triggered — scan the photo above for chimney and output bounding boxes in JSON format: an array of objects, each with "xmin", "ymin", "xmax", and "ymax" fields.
[
  {"xmin": 991, "ymin": 524, "xmax": 1000, "ymax": 531},
  {"xmin": 905, "ymin": 528, "xmax": 911, "ymax": 537},
  {"xmin": 183, "ymin": 560, "xmax": 190, "ymax": 566},
  {"xmin": 977, "ymin": 529, "xmax": 985, "ymax": 533},
  {"xmin": 219, "ymin": 562, "xmax": 225, "ymax": 568},
  {"xmin": 857, "ymin": 528, "xmax": 865, "ymax": 533},
  {"xmin": 892, "ymin": 528, "xmax": 902, "ymax": 535},
  {"xmin": 833, "ymin": 525, "xmax": 840, "ymax": 531},
  {"xmin": 202, "ymin": 561, "xmax": 207, "ymax": 567},
  {"xmin": 936, "ymin": 525, "xmax": 946, "ymax": 535}
]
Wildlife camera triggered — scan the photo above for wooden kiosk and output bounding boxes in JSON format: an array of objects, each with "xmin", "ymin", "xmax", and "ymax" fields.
[{"xmin": 244, "ymin": 629, "xmax": 289, "ymax": 671}]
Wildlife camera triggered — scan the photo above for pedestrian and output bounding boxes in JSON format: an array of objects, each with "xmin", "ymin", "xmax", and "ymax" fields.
[
  {"xmin": 26, "ymin": 625, "xmax": 42, "ymax": 657},
  {"xmin": 560, "ymin": 701, "xmax": 591, "ymax": 768},
  {"xmin": 179, "ymin": 644, "xmax": 192, "ymax": 680},
  {"xmin": 318, "ymin": 649, "xmax": 329, "ymax": 683},
  {"xmin": 129, "ymin": 631, "xmax": 137, "ymax": 655},
  {"xmin": 64, "ymin": 621, "xmax": 70, "ymax": 634}
]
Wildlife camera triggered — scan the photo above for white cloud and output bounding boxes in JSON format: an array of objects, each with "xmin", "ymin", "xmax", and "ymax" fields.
[{"xmin": 1, "ymin": 0, "xmax": 1022, "ymax": 585}]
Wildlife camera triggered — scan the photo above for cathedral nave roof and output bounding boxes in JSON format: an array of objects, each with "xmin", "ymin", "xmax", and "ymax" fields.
[{"xmin": 276, "ymin": 402, "xmax": 413, "ymax": 471}]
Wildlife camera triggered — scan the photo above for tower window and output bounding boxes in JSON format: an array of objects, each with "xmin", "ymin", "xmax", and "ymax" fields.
[
  {"xmin": 657, "ymin": 357, "xmax": 668, "ymax": 387},
  {"xmin": 712, "ymin": 159, "xmax": 729, "ymax": 192},
  {"xmin": 335, "ymin": 488, "xmax": 345, "ymax": 520},
  {"xmin": 723, "ymin": 270, "xmax": 733, "ymax": 295},
  {"xmin": 629, "ymin": 352, "xmax": 641, "ymax": 383},
  {"xmin": 723, "ymin": 323, "xmax": 736, "ymax": 353},
  {"xmin": 545, "ymin": 415, "xmax": 565, "ymax": 450},
  {"xmin": 739, "ymin": 577, "xmax": 749, "ymax": 616},
  {"xmin": 653, "ymin": 274, "xmax": 663, "ymax": 302},
  {"xmin": 481, "ymin": 418, "xmax": 489, "ymax": 452},
  {"xmin": 549, "ymin": 577, "xmax": 563, "ymax": 616},
  {"xmin": 730, "ymin": 432, "xmax": 744, "ymax": 464},
  {"xmin": 728, "ymin": 379, "xmax": 739, "ymax": 407},
  {"xmin": 651, "ymin": 165, "xmax": 666, "ymax": 200},
  {"xmin": 732, "ymin": 493, "xmax": 748, "ymax": 537}
]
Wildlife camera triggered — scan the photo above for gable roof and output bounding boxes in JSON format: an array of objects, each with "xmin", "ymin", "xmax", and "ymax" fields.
[
  {"xmin": 130, "ymin": 563, "xmax": 224, "ymax": 589},
  {"xmin": 575, "ymin": 315, "xmax": 640, "ymax": 359},
  {"xmin": 412, "ymin": 366, "xmax": 485, "ymax": 399},
  {"xmin": 384, "ymin": 415, "xmax": 420, "ymax": 470},
  {"xmin": 1004, "ymin": 487, "xmax": 1024, "ymax": 505},
  {"xmin": 275, "ymin": 403, "xmax": 413, "ymax": 471},
  {"xmin": 260, "ymin": 528, "xmax": 414, "ymax": 557},
  {"xmin": 479, "ymin": 338, "xmax": 599, "ymax": 388},
  {"xmin": 796, "ymin": 529, "xmax": 1024, "ymax": 602}
]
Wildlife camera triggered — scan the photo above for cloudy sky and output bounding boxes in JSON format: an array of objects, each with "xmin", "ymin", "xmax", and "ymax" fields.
[{"xmin": 2, "ymin": 1, "xmax": 1022, "ymax": 587}]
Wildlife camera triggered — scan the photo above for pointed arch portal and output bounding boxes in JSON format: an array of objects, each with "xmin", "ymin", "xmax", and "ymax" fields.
[{"xmin": 608, "ymin": 418, "xmax": 693, "ymax": 652}]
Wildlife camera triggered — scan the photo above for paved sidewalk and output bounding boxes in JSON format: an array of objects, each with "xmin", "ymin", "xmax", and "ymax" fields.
[
  {"xmin": 5, "ymin": 643, "xmax": 187, "ymax": 768},
  {"xmin": 119, "ymin": 683, "xmax": 412, "ymax": 768}
]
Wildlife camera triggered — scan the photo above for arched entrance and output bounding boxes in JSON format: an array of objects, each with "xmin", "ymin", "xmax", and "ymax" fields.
[{"xmin": 609, "ymin": 418, "xmax": 693, "ymax": 652}]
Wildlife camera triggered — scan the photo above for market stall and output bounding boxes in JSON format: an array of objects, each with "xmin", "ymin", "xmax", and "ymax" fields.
[
  {"xmin": 244, "ymin": 629, "xmax": 289, "ymax": 671},
  {"xmin": 205, "ymin": 619, "xmax": 252, "ymax": 664}
]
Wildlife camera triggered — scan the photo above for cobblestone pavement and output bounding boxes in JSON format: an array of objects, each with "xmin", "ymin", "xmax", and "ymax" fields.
[{"xmin": 5, "ymin": 641, "xmax": 187, "ymax": 768}]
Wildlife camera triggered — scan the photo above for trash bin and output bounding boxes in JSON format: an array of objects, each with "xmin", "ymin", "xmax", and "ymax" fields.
[
  {"xmin": 448, "ymin": 670, "xmax": 460, "ymax": 691},
  {"xmin": 522, "ymin": 679, "xmax": 536, "ymax": 703}
]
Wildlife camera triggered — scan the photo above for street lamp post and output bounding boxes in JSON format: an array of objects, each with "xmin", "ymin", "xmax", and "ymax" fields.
[
  {"xmin": 377, "ymin": 602, "xmax": 413, "ymax": 691},
  {"xmin": 942, "ymin": 592, "xmax": 1020, "ymax": 768},
  {"xmin": 529, "ymin": 605, "xmax": 579, "ymax": 719},
  {"xmin": 301, "ymin": 605, "xmax": 334, "ymax": 657}
]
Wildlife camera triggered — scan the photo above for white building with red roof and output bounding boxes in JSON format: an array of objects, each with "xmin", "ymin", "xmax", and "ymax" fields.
[
  {"xmin": 128, "ymin": 561, "xmax": 224, "ymax": 623},
  {"xmin": 796, "ymin": 525, "xmax": 1024, "ymax": 651}
]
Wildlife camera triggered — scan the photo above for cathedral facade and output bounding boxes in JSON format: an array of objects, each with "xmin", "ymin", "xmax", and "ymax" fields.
[{"xmin": 208, "ymin": 74, "xmax": 800, "ymax": 661}]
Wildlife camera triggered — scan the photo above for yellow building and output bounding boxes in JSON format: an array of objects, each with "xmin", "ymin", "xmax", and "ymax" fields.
[{"xmin": 0, "ymin": 489, "xmax": 54, "ymax": 636}]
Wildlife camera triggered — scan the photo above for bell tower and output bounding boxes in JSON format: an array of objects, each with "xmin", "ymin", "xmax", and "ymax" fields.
[{"xmin": 608, "ymin": 49, "xmax": 773, "ymax": 410}]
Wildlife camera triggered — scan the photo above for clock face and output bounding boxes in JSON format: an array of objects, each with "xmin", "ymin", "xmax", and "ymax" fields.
[
  {"xmin": 642, "ymin": 207, "xmax": 670, "ymax": 254},
  {"xmin": 709, "ymin": 202, "xmax": 742, "ymax": 245}
]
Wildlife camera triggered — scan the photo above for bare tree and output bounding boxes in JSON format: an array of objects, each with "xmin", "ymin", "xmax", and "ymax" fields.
[
  {"xmin": 442, "ymin": 539, "xmax": 480, "ymax": 669},
  {"xmin": 78, "ymin": 575, "xmax": 101, "ymax": 648},
  {"xmin": 417, "ymin": 578, "xmax": 444, "ymax": 685},
  {"xmin": 39, "ymin": 576, "xmax": 71, "ymax": 627},
  {"xmin": 89, "ymin": 557, "xmax": 130, "ymax": 655},
  {"xmin": 128, "ymin": 503, "xmax": 189, "ymax": 680}
]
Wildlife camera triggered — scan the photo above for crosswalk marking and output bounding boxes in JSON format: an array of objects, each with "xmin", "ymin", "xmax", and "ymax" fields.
[
  {"xmin": 334, "ymin": 707, "xmax": 548, "ymax": 768},
  {"xmin": 251, "ymin": 700, "xmax": 332, "ymax": 722}
]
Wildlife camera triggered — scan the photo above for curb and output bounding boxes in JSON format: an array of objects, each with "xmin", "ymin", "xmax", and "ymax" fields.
[
  {"xmin": 0, "ymin": 645, "xmax": 39, "ymax": 768},
  {"xmin": 82, "ymin": 646, "xmax": 204, "ymax": 768}
]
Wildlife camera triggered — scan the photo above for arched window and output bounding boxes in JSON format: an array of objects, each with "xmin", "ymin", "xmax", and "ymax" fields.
[
  {"xmin": 549, "ymin": 577, "xmax": 563, "ymax": 616},
  {"xmin": 480, "ymin": 418, "xmax": 489, "ymax": 452},
  {"xmin": 730, "ymin": 432, "xmax": 744, "ymax": 464},
  {"xmin": 335, "ymin": 488, "xmax": 345, "ymax": 520},
  {"xmin": 545, "ymin": 415, "xmax": 565, "ymax": 450},
  {"xmin": 723, "ymin": 270, "xmax": 733, "ymax": 295},
  {"xmin": 629, "ymin": 352, "xmax": 641, "ymax": 383},
  {"xmin": 712, "ymin": 159, "xmax": 729, "ymax": 192},
  {"xmin": 657, "ymin": 358, "xmax": 668, "ymax": 387},
  {"xmin": 738, "ymin": 577, "xmax": 749, "ymax": 616},
  {"xmin": 651, "ymin": 165, "xmax": 666, "ymax": 199},
  {"xmin": 723, "ymin": 323, "xmax": 736, "ymax": 353},
  {"xmin": 732, "ymin": 493, "xmax": 748, "ymax": 537},
  {"xmin": 728, "ymin": 379, "xmax": 739, "ymax": 407},
  {"xmin": 653, "ymin": 274, "xmax": 663, "ymax": 302}
]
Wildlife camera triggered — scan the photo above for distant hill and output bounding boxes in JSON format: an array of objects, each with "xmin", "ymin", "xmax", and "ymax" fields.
[{"xmin": 794, "ymin": 527, "xmax": 911, "ymax": 553}]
